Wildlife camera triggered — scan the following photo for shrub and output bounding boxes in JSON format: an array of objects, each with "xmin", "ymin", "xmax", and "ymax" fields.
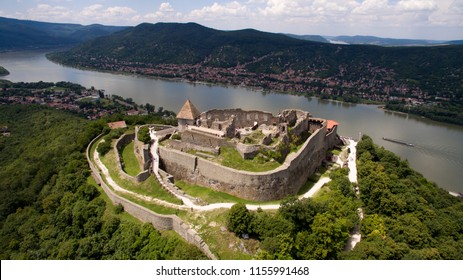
[
  {"xmin": 227, "ymin": 203, "xmax": 253, "ymax": 236},
  {"xmin": 137, "ymin": 126, "xmax": 151, "ymax": 144},
  {"xmin": 114, "ymin": 204, "xmax": 124, "ymax": 214},
  {"xmin": 97, "ymin": 140, "xmax": 111, "ymax": 155}
]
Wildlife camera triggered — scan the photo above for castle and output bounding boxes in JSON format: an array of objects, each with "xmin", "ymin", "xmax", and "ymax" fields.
[{"xmin": 153, "ymin": 99, "xmax": 341, "ymax": 201}]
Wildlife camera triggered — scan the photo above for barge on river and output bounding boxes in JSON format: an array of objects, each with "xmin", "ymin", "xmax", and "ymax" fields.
[{"xmin": 382, "ymin": 137, "xmax": 414, "ymax": 147}]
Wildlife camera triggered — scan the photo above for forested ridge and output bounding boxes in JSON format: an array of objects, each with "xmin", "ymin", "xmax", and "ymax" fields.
[
  {"xmin": 48, "ymin": 22, "xmax": 463, "ymax": 126},
  {"xmin": 342, "ymin": 136, "xmax": 463, "ymax": 259},
  {"xmin": 0, "ymin": 16, "xmax": 125, "ymax": 50},
  {"xmin": 0, "ymin": 104, "xmax": 205, "ymax": 259},
  {"xmin": 49, "ymin": 22, "xmax": 463, "ymax": 101}
]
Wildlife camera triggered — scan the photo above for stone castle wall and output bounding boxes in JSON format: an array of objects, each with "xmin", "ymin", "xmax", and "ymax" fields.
[
  {"xmin": 200, "ymin": 109, "xmax": 278, "ymax": 128},
  {"xmin": 87, "ymin": 134, "xmax": 216, "ymax": 260},
  {"xmin": 134, "ymin": 126, "xmax": 151, "ymax": 170},
  {"xmin": 114, "ymin": 134, "xmax": 150, "ymax": 183},
  {"xmin": 167, "ymin": 139, "xmax": 220, "ymax": 155},
  {"xmin": 159, "ymin": 122, "xmax": 337, "ymax": 201},
  {"xmin": 181, "ymin": 129, "xmax": 230, "ymax": 148}
]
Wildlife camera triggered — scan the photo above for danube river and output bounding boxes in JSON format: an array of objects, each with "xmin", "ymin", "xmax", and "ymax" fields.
[{"xmin": 1, "ymin": 50, "xmax": 462, "ymax": 193}]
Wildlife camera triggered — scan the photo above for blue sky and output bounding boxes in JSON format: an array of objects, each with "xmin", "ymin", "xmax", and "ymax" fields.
[{"xmin": 1, "ymin": 0, "xmax": 462, "ymax": 40}]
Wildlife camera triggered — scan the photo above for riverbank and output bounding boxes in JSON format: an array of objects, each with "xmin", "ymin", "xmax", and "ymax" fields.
[
  {"xmin": 0, "ymin": 65, "xmax": 9, "ymax": 76},
  {"xmin": 46, "ymin": 52, "xmax": 463, "ymax": 129},
  {"xmin": 2, "ymin": 49, "xmax": 462, "ymax": 193}
]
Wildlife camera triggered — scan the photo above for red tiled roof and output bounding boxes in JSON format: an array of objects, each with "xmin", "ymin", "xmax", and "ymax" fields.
[
  {"xmin": 107, "ymin": 121, "xmax": 127, "ymax": 129},
  {"xmin": 327, "ymin": 120, "xmax": 339, "ymax": 130}
]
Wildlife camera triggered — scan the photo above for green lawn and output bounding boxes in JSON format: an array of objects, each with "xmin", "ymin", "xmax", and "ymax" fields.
[
  {"xmin": 219, "ymin": 146, "xmax": 281, "ymax": 172},
  {"xmin": 175, "ymin": 180, "xmax": 281, "ymax": 205},
  {"xmin": 121, "ymin": 141, "xmax": 141, "ymax": 176}
]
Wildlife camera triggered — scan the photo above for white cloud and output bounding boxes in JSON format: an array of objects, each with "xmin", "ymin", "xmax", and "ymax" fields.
[
  {"xmin": 428, "ymin": 0, "xmax": 463, "ymax": 26},
  {"xmin": 78, "ymin": 4, "xmax": 136, "ymax": 24},
  {"xmin": 352, "ymin": 0, "xmax": 390, "ymax": 15},
  {"xmin": 396, "ymin": 0, "xmax": 437, "ymax": 11},
  {"xmin": 104, "ymin": 6, "xmax": 137, "ymax": 18},
  {"xmin": 189, "ymin": 1, "xmax": 249, "ymax": 20},
  {"xmin": 159, "ymin": 2, "xmax": 174, "ymax": 13},
  {"xmin": 142, "ymin": 2, "xmax": 180, "ymax": 22},
  {"xmin": 27, "ymin": 4, "xmax": 72, "ymax": 21},
  {"xmin": 81, "ymin": 4, "xmax": 103, "ymax": 18},
  {"xmin": 449, "ymin": 0, "xmax": 463, "ymax": 12}
]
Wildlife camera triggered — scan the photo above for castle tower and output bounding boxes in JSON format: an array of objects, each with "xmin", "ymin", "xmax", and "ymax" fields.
[{"xmin": 176, "ymin": 99, "xmax": 201, "ymax": 131}]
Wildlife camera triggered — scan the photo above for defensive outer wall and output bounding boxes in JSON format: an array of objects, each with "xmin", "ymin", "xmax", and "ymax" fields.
[
  {"xmin": 114, "ymin": 133, "xmax": 150, "ymax": 183},
  {"xmin": 159, "ymin": 119, "xmax": 338, "ymax": 201},
  {"xmin": 86, "ymin": 134, "xmax": 217, "ymax": 260}
]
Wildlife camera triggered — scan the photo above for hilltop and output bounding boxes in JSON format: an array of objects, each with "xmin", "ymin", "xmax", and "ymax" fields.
[{"xmin": 0, "ymin": 16, "xmax": 126, "ymax": 51}]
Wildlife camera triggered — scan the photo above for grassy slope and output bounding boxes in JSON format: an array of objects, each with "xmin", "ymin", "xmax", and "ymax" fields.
[{"xmin": 121, "ymin": 141, "xmax": 141, "ymax": 176}]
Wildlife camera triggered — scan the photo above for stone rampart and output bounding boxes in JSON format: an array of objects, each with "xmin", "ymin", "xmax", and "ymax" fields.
[
  {"xmin": 181, "ymin": 129, "xmax": 228, "ymax": 148},
  {"xmin": 86, "ymin": 134, "xmax": 216, "ymax": 260},
  {"xmin": 134, "ymin": 126, "xmax": 151, "ymax": 170},
  {"xmin": 325, "ymin": 125, "xmax": 339, "ymax": 149},
  {"xmin": 159, "ymin": 124, "xmax": 332, "ymax": 201},
  {"xmin": 166, "ymin": 139, "xmax": 220, "ymax": 155},
  {"xmin": 114, "ymin": 133, "xmax": 150, "ymax": 183},
  {"xmin": 201, "ymin": 109, "xmax": 278, "ymax": 128}
]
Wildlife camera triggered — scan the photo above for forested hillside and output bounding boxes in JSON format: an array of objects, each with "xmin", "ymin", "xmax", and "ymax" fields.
[
  {"xmin": 0, "ymin": 17, "xmax": 126, "ymax": 50},
  {"xmin": 49, "ymin": 22, "xmax": 463, "ymax": 100},
  {"xmin": 341, "ymin": 135, "xmax": 463, "ymax": 259},
  {"xmin": 0, "ymin": 105, "xmax": 205, "ymax": 259},
  {"xmin": 226, "ymin": 168, "xmax": 361, "ymax": 260},
  {"xmin": 225, "ymin": 136, "xmax": 463, "ymax": 259},
  {"xmin": 48, "ymin": 22, "xmax": 463, "ymax": 125}
]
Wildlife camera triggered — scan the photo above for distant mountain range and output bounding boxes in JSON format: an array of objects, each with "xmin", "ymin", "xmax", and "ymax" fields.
[
  {"xmin": 0, "ymin": 17, "xmax": 126, "ymax": 50},
  {"xmin": 1, "ymin": 16, "xmax": 461, "ymax": 50},
  {"xmin": 284, "ymin": 34, "xmax": 330, "ymax": 43},
  {"xmin": 323, "ymin": 35, "xmax": 446, "ymax": 46},
  {"xmin": 289, "ymin": 34, "xmax": 461, "ymax": 46}
]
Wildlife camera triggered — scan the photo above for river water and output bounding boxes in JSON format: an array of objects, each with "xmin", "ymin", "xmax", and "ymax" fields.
[{"xmin": 1, "ymin": 50, "xmax": 462, "ymax": 193}]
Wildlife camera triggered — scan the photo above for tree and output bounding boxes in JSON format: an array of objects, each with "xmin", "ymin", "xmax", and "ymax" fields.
[
  {"xmin": 306, "ymin": 213, "xmax": 350, "ymax": 259},
  {"xmin": 97, "ymin": 140, "xmax": 111, "ymax": 155},
  {"xmin": 145, "ymin": 103, "xmax": 155, "ymax": 114},
  {"xmin": 258, "ymin": 233, "xmax": 294, "ymax": 260},
  {"xmin": 227, "ymin": 203, "xmax": 253, "ymax": 236},
  {"xmin": 137, "ymin": 126, "xmax": 151, "ymax": 144},
  {"xmin": 279, "ymin": 196, "xmax": 318, "ymax": 232}
]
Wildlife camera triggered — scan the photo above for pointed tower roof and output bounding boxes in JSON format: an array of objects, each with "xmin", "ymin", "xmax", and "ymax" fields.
[{"xmin": 176, "ymin": 99, "xmax": 201, "ymax": 120}]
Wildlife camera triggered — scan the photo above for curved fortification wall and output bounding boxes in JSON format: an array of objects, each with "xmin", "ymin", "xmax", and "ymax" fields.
[
  {"xmin": 114, "ymin": 133, "xmax": 150, "ymax": 183},
  {"xmin": 87, "ymin": 134, "xmax": 216, "ymax": 260},
  {"xmin": 159, "ymin": 122, "xmax": 338, "ymax": 201}
]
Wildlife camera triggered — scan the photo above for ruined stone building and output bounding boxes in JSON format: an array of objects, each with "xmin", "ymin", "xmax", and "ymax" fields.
[{"xmin": 157, "ymin": 99, "xmax": 341, "ymax": 201}]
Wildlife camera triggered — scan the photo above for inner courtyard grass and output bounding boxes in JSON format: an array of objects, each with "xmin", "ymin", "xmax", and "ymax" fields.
[
  {"xmin": 218, "ymin": 146, "xmax": 281, "ymax": 172},
  {"xmin": 121, "ymin": 141, "xmax": 141, "ymax": 176}
]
